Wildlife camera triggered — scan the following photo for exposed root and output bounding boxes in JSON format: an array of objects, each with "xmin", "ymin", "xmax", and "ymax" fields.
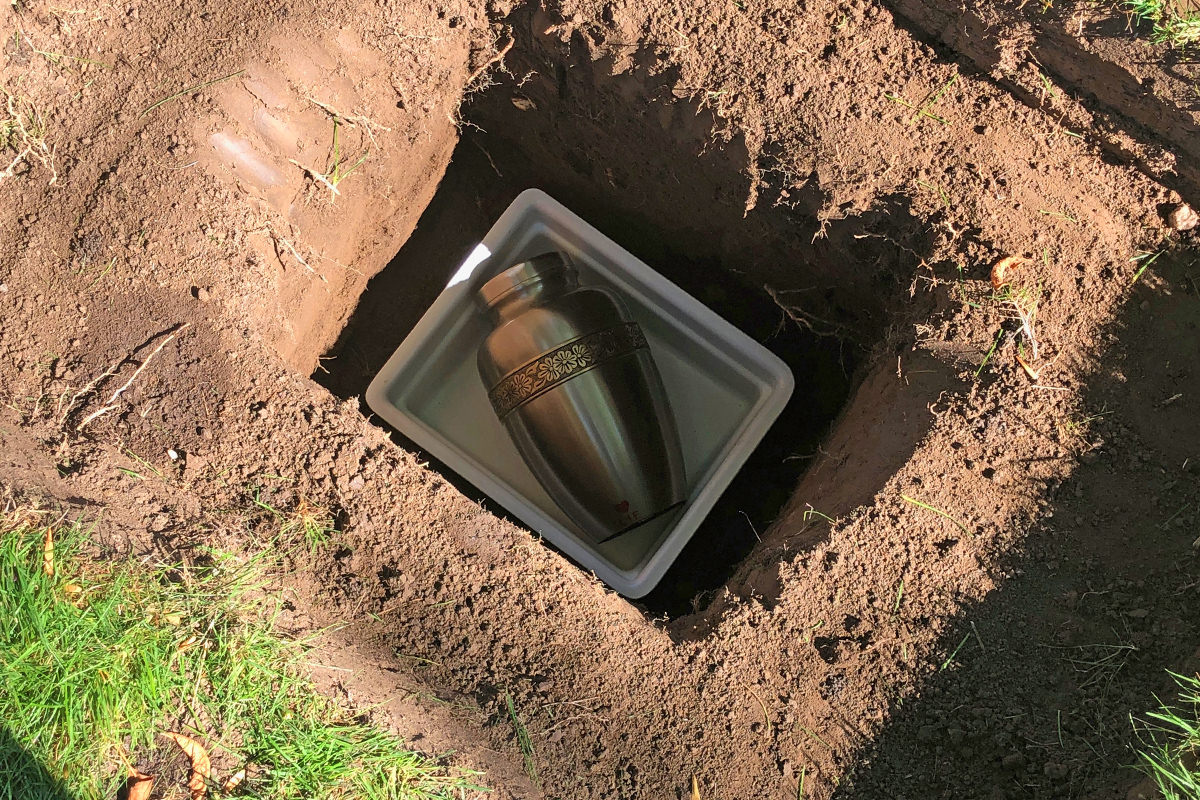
[
  {"xmin": 764, "ymin": 284, "xmax": 853, "ymax": 340},
  {"xmin": 1, "ymin": 91, "xmax": 57, "ymax": 184},
  {"xmin": 69, "ymin": 323, "xmax": 191, "ymax": 433},
  {"xmin": 465, "ymin": 34, "xmax": 515, "ymax": 92}
]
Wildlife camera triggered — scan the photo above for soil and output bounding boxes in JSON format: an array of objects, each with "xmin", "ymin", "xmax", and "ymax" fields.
[
  {"xmin": 1, "ymin": 0, "xmax": 1198, "ymax": 797},
  {"xmin": 884, "ymin": 0, "xmax": 1200, "ymax": 206}
]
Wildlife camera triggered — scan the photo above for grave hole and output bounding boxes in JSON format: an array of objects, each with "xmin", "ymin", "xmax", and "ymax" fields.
[{"xmin": 315, "ymin": 20, "xmax": 929, "ymax": 618}]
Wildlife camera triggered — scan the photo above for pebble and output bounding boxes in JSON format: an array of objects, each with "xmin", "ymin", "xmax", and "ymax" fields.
[
  {"xmin": 1043, "ymin": 762, "xmax": 1069, "ymax": 781},
  {"xmin": 1126, "ymin": 776, "xmax": 1162, "ymax": 800},
  {"xmin": 1167, "ymin": 203, "xmax": 1198, "ymax": 231},
  {"xmin": 1001, "ymin": 752, "xmax": 1025, "ymax": 770}
]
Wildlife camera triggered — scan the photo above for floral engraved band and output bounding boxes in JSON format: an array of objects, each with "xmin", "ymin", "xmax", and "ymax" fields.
[{"xmin": 488, "ymin": 322, "xmax": 649, "ymax": 418}]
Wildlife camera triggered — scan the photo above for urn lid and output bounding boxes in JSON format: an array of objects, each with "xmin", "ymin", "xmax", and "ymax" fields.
[{"xmin": 478, "ymin": 251, "xmax": 573, "ymax": 307}]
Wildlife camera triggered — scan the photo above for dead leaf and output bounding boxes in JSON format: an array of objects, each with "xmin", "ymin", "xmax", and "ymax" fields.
[
  {"xmin": 1016, "ymin": 352, "xmax": 1041, "ymax": 380},
  {"xmin": 161, "ymin": 731, "xmax": 211, "ymax": 800},
  {"xmin": 126, "ymin": 768, "xmax": 154, "ymax": 800},
  {"xmin": 691, "ymin": 775, "xmax": 701, "ymax": 800},
  {"xmin": 990, "ymin": 255, "xmax": 1024, "ymax": 290},
  {"xmin": 511, "ymin": 95, "xmax": 536, "ymax": 111},
  {"xmin": 222, "ymin": 769, "xmax": 246, "ymax": 792},
  {"xmin": 42, "ymin": 527, "xmax": 54, "ymax": 576}
]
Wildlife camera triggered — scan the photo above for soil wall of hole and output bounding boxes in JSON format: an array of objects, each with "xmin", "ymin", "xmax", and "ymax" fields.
[
  {"xmin": 315, "ymin": 9, "xmax": 937, "ymax": 615},
  {"xmin": 879, "ymin": 0, "xmax": 1200, "ymax": 206}
]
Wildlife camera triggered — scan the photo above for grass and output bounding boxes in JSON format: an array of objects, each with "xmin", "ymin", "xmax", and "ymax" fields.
[
  {"xmin": 140, "ymin": 69, "xmax": 245, "ymax": 118},
  {"xmin": 1126, "ymin": 0, "xmax": 1200, "ymax": 45},
  {"xmin": 251, "ymin": 489, "xmax": 337, "ymax": 551},
  {"xmin": 939, "ymin": 632, "xmax": 972, "ymax": 671},
  {"xmin": 1038, "ymin": 208, "xmax": 1078, "ymax": 223},
  {"xmin": 883, "ymin": 73, "xmax": 958, "ymax": 125},
  {"xmin": 504, "ymin": 692, "xmax": 538, "ymax": 787},
  {"xmin": 289, "ymin": 118, "xmax": 370, "ymax": 200},
  {"xmin": 914, "ymin": 178, "xmax": 951, "ymax": 209},
  {"xmin": 975, "ymin": 328, "xmax": 1004, "ymax": 377},
  {"xmin": 993, "ymin": 281, "xmax": 1042, "ymax": 357},
  {"xmin": 13, "ymin": 29, "xmax": 111, "ymax": 70},
  {"xmin": 0, "ymin": 507, "xmax": 480, "ymax": 800},
  {"xmin": 900, "ymin": 494, "xmax": 971, "ymax": 536},
  {"xmin": 985, "ymin": 257, "xmax": 1043, "ymax": 378},
  {"xmin": 801, "ymin": 504, "xmax": 835, "ymax": 524},
  {"xmin": 1, "ymin": 88, "xmax": 56, "ymax": 184},
  {"xmin": 1130, "ymin": 249, "xmax": 1165, "ymax": 286},
  {"xmin": 1134, "ymin": 672, "xmax": 1200, "ymax": 800}
]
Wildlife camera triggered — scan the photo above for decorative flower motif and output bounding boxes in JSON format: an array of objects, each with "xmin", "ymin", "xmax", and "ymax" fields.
[
  {"xmin": 512, "ymin": 371, "xmax": 534, "ymax": 395},
  {"xmin": 488, "ymin": 323, "xmax": 649, "ymax": 417},
  {"xmin": 570, "ymin": 343, "xmax": 592, "ymax": 363}
]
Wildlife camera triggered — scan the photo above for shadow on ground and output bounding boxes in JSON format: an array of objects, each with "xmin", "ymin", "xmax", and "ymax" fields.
[
  {"xmin": 836, "ymin": 248, "xmax": 1200, "ymax": 799},
  {"xmin": 0, "ymin": 726, "xmax": 76, "ymax": 800}
]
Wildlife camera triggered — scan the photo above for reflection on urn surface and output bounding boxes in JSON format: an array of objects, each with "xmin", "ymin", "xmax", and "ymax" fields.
[{"xmin": 476, "ymin": 251, "xmax": 686, "ymax": 544}]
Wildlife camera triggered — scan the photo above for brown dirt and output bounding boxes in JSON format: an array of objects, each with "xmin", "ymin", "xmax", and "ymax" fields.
[
  {"xmin": 2, "ymin": 0, "xmax": 1198, "ymax": 796},
  {"xmin": 883, "ymin": 0, "xmax": 1200, "ymax": 207}
]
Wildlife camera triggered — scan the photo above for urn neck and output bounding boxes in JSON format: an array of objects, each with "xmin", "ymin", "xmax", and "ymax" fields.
[{"xmin": 479, "ymin": 253, "xmax": 578, "ymax": 321}]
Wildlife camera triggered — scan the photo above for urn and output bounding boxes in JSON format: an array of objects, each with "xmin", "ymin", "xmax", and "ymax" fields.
[{"xmin": 476, "ymin": 251, "xmax": 686, "ymax": 543}]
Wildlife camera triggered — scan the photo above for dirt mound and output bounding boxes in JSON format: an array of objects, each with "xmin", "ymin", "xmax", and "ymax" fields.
[{"xmin": 2, "ymin": 0, "xmax": 1198, "ymax": 796}]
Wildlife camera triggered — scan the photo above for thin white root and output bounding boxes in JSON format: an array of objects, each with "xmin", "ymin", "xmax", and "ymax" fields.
[
  {"xmin": 76, "ymin": 323, "xmax": 191, "ymax": 432},
  {"xmin": 466, "ymin": 35, "xmax": 514, "ymax": 89}
]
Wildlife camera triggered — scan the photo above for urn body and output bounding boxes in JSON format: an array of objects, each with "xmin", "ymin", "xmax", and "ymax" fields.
[{"xmin": 477, "ymin": 252, "xmax": 686, "ymax": 543}]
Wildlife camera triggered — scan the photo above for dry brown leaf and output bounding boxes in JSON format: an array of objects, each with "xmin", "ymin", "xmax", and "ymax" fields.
[
  {"xmin": 161, "ymin": 731, "xmax": 211, "ymax": 800},
  {"xmin": 691, "ymin": 775, "xmax": 701, "ymax": 800},
  {"xmin": 222, "ymin": 768, "xmax": 247, "ymax": 792},
  {"xmin": 1016, "ymin": 352, "xmax": 1041, "ymax": 380},
  {"xmin": 42, "ymin": 527, "xmax": 54, "ymax": 576},
  {"xmin": 126, "ymin": 768, "xmax": 154, "ymax": 800},
  {"xmin": 990, "ymin": 255, "xmax": 1024, "ymax": 290}
]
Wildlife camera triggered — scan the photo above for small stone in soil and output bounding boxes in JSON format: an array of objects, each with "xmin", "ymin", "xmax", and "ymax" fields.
[
  {"xmin": 1167, "ymin": 203, "xmax": 1198, "ymax": 231},
  {"xmin": 1043, "ymin": 762, "xmax": 1069, "ymax": 781}
]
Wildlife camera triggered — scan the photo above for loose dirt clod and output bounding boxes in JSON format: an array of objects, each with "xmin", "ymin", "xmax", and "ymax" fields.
[{"xmin": 1167, "ymin": 203, "xmax": 1198, "ymax": 231}]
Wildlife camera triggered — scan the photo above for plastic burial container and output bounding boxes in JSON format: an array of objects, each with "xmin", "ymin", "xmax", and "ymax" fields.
[{"xmin": 366, "ymin": 189, "xmax": 793, "ymax": 598}]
